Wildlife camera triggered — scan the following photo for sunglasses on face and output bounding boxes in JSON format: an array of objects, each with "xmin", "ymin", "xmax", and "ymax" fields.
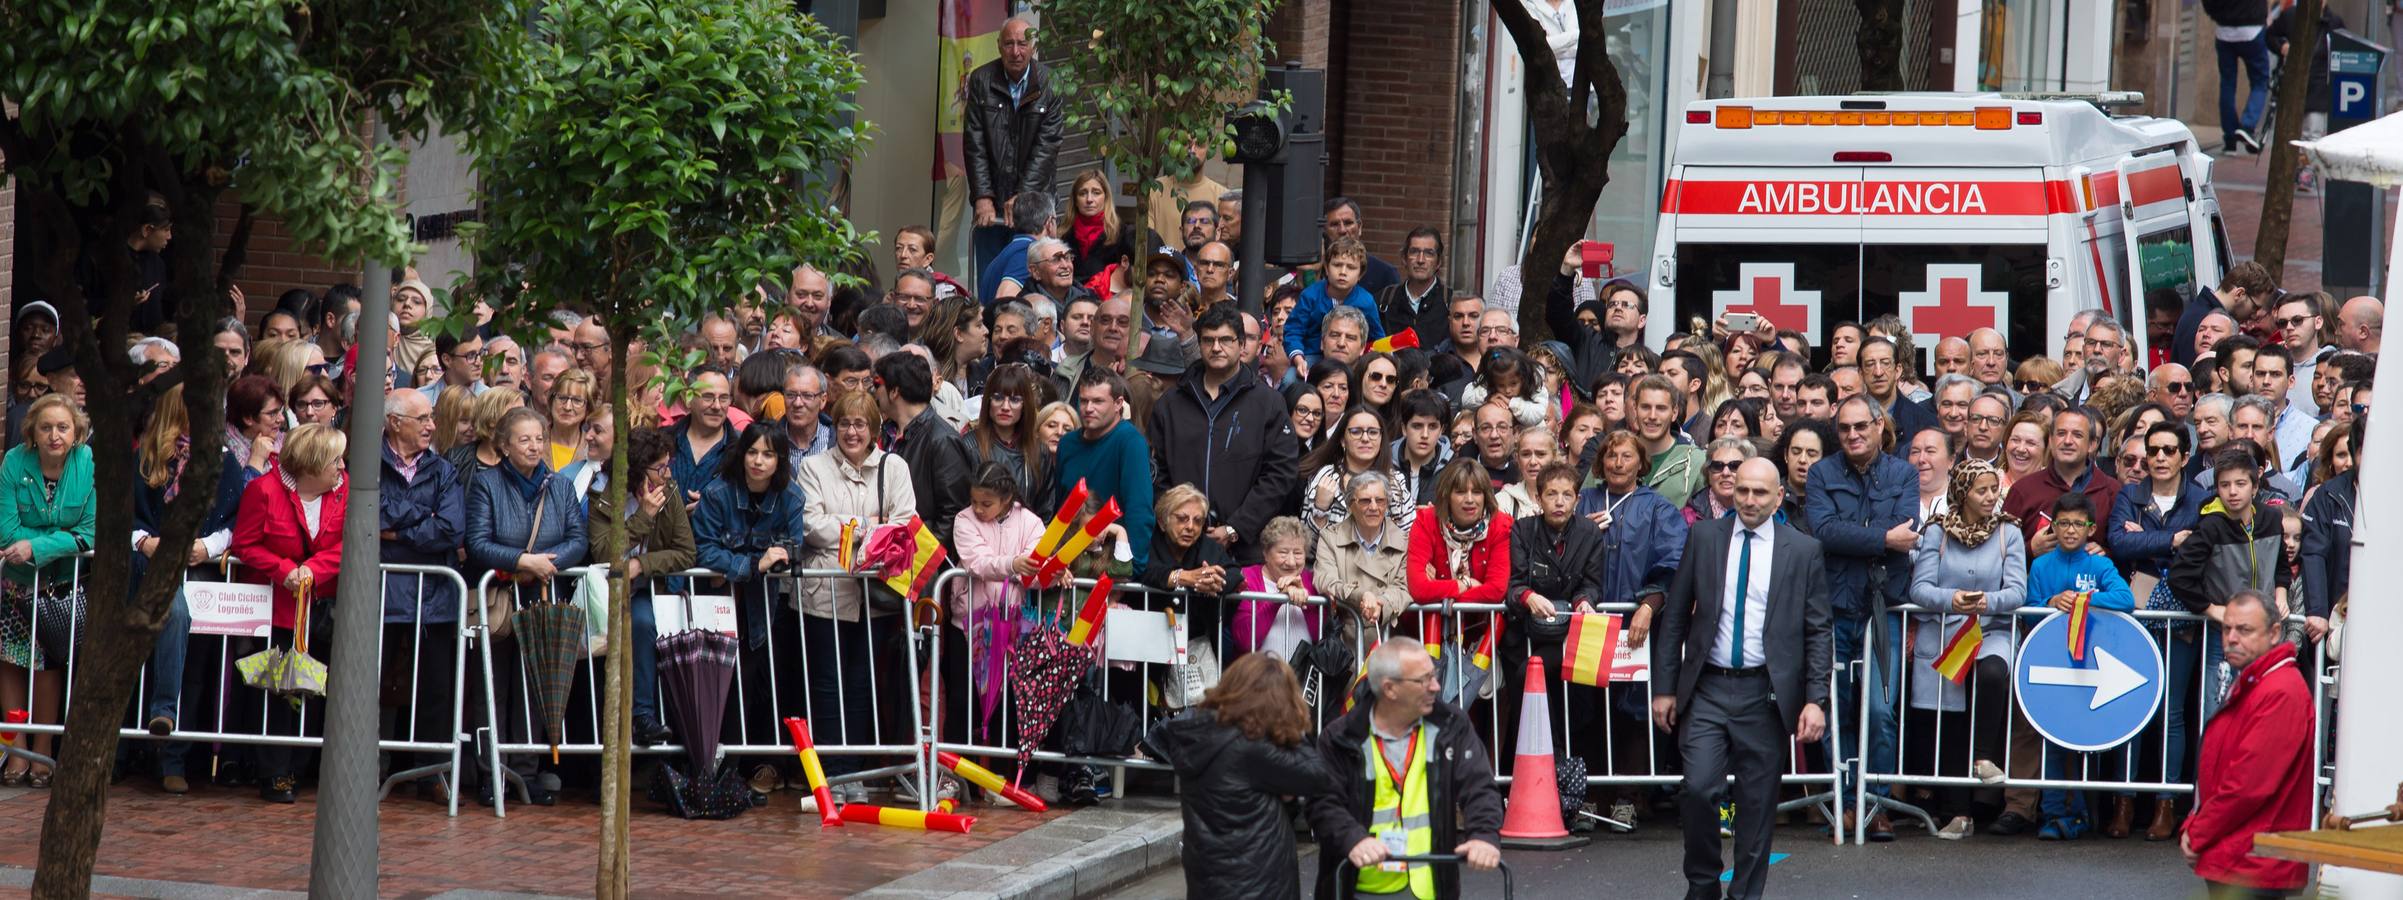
[
  {"xmin": 2147, "ymin": 444, "xmax": 2183, "ymax": 457},
  {"xmin": 1707, "ymin": 460, "xmax": 1744, "ymax": 473}
]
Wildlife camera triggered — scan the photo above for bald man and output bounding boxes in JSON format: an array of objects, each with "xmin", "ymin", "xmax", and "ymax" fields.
[
  {"xmin": 1967, "ymin": 328, "xmax": 2011, "ymax": 389},
  {"xmin": 2339, "ymin": 296, "xmax": 2382, "ymax": 354},
  {"xmin": 2148, "ymin": 363, "xmax": 2196, "ymax": 420},
  {"xmin": 571, "ymin": 319, "xmax": 612, "ymax": 374},
  {"xmin": 1932, "ymin": 337, "xmax": 1971, "ymax": 378}
]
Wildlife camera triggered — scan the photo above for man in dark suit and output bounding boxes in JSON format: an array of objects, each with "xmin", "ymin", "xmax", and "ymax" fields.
[{"xmin": 1651, "ymin": 458, "xmax": 1832, "ymax": 900}]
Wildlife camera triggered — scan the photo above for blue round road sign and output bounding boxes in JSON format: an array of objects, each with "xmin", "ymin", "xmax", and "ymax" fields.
[{"xmin": 2013, "ymin": 610, "xmax": 2163, "ymax": 752}]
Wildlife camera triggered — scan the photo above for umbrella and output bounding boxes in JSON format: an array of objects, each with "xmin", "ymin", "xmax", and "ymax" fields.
[
  {"xmin": 655, "ymin": 622, "xmax": 739, "ymax": 775},
  {"xmin": 512, "ymin": 588, "xmax": 587, "ymax": 763},
  {"xmin": 1007, "ymin": 590, "xmax": 1094, "ymax": 780},
  {"xmin": 970, "ymin": 583, "xmax": 1024, "ymax": 744},
  {"xmin": 236, "ymin": 571, "xmax": 326, "ymax": 704}
]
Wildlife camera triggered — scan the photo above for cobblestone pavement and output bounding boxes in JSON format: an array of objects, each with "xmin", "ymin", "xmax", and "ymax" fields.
[{"xmin": 0, "ymin": 779, "xmax": 1060, "ymax": 898}]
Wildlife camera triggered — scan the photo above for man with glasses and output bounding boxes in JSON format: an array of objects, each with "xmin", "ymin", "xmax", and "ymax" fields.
[
  {"xmin": 1308, "ymin": 637, "xmax": 1505, "ymax": 900},
  {"xmin": 889, "ymin": 268, "xmax": 938, "ymax": 332},
  {"xmin": 1858, "ymin": 337, "xmax": 1938, "ymax": 445},
  {"xmin": 1376, "ymin": 228, "xmax": 1451, "ymax": 344},
  {"xmin": 1191, "ymin": 241, "xmax": 1237, "ymax": 313},
  {"xmin": 2274, "ymin": 294, "xmax": 2333, "ymax": 416},
  {"xmin": 375, "ymin": 388, "xmax": 465, "ymax": 799},
  {"xmin": 420, "ymin": 331, "xmax": 487, "ymax": 403},
  {"xmin": 985, "ymin": 191, "xmax": 1061, "ymax": 304},
  {"xmin": 1804, "ymin": 394, "xmax": 1916, "ymax": 841},
  {"xmin": 669, "ymin": 368, "xmax": 737, "ymax": 509},
  {"xmin": 1477, "ymin": 309, "xmax": 1520, "ymax": 352},
  {"xmin": 570, "ymin": 319, "xmax": 612, "ymax": 375},
  {"xmin": 1176, "ymin": 200, "xmax": 1218, "ymax": 257},
  {"xmin": 964, "ymin": 12, "xmax": 1063, "ymax": 274},
  {"xmin": 1148, "ymin": 305, "xmax": 1297, "ymax": 564},
  {"xmin": 1963, "ymin": 391, "xmax": 2010, "ymax": 466},
  {"xmin": 781, "ymin": 365, "xmax": 832, "ymax": 463},
  {"xmin": 2148, "ymin": 363, "xmax": 2197, "ymax": 420}
]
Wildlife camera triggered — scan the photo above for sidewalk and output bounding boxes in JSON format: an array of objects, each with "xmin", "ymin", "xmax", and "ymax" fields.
[
  {"xmin": 2207, "ymin": 143, "xmax": 2329, "ymax": 294},
  {"xmin": 0, "ymin": 777, "xmax": 1070, "ymax": 898}
]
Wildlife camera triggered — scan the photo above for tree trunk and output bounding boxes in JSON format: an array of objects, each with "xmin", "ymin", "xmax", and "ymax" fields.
[
  {"xmin": 2253, "ymin": 0, "xmax": 2323, "ymax": 283},
  {"xmin": 1493, "ymin": 0, "xmax": 1631, "ymax": 345},
  {"xmin": 1856, "ymin": 0, "xmax": 1909, "ymax": 92},
  {"xmin": 595, "ymin": 314, "xmax": 635, "ymax": 899},
  {"xmin": 30, "ymin": 156, "xmax": 233, "ymax": 899}
]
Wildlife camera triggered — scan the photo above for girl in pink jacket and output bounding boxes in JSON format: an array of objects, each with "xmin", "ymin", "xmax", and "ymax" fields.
[{"xmin": 950, "ymin": 464, "xmax": 1046, "ymax": 745}]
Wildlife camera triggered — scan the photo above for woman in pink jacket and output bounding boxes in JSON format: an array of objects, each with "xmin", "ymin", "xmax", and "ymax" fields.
[{"xmin": 948, "ymin": 463, "xmax": 1045, "ymax": 753}]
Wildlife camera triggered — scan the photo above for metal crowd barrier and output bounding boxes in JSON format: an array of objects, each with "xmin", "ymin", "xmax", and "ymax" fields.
[
  {"xmin": 1854, "ymin": 603, "xmax": 2337, "ymax": 844},
  {"xmin": 470, "ymin": 566, "xmax": 928, "ymax": 817},
  {"xmin": 1428, "ymin": 600, "xmax": 1849, "ymax": 838},
  {"xmin": 921, "ymin": 571, "xmax": 1369, "ymax": 800},
  {"xmin": 0, "ymin": 553, "xmax": 474, "ymax": 815}
]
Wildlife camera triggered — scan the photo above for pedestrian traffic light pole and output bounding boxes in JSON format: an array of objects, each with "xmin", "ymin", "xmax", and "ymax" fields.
[
  {"xmin": 312, "ymin": 119, "xmax": 395, "ymax": 895},
  {"xmin": 1239, "ymin": 165, "xmax": 1268, "ymax": 317}
]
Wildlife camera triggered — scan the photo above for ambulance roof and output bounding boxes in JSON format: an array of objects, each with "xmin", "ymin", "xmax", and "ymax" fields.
[{"xmin": 1675, "ymin": 95, "xmax": 2196, "ymax": 169}]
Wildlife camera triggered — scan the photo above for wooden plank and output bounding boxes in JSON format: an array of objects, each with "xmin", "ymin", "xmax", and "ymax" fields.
[{"xmin": 2253, "ymin": 826, "xmax": 2403, "ymax": 875}]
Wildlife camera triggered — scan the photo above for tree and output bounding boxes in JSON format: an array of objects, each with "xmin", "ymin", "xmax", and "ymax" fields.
[
  {"xmin": 2252, "ymin": 0, "xmax": 2324, "ymax": 283},
  {"xmin": 0, "ymin": 2, "xmax": 485, "ymax": 894},
  {"xmin": 1041, "ymin": 0, "xmax": 1282, "ymax": 231},
  {"xmin": 460, "ymin": 1, "xmax": 866, "ymax": 894},
  {"xmin": 1491, "ymin": 2, "xmax": 1631, "ymax": 342}
]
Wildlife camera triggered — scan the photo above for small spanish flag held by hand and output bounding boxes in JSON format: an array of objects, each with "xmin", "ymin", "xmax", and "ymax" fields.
[
  {"xmin": 1563, "ymin": 612, "xmax": 1619, "ymax": 686},
  {"xmin": 1066, "ymin": 575, "xmax": 1114, "ymax": 646},
  {"xmin": 1934, "ymin": 617, "xmax": 1982, "ymax": 685},
  {"xmin": 1370, "ymin": 328, "xmax": 1419, "ymax": 353},
  {"xmin": 2066, "ymin": 591, "xmax": 2092, "ymax": 662}
]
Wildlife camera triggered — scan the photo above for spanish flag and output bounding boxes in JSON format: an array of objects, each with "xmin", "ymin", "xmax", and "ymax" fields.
[
  {"xmin": 1369, "ymin": 328, "xmax": 1419, "ymax": 353},
  {"xmin": 880, "ymin": 515, "xmax": 949, "ymax": 604},
  {"xmin": 1563, "ymin": 612, "xmax": 1619, "ymax": 686},
  {"xmin": 1933, "ymin": 617, "xmax": 1982, "ymax": 685},
  {"xmin": 1342, "ymin": 641, "xmax": 1378, "ymax": 712},
  {"xmin": 2066, "ymin": 591, "xmax": 2092, "ymax": 662},
  {"xmin": 1066, "ymin": 575, "xmax": 1113, "ymax": 646}
]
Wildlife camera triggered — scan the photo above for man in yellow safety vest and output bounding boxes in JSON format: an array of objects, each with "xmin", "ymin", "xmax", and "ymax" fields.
[{"xmin": 1309, "ymin": 637, "xmax": 1506, "ymax": 900}]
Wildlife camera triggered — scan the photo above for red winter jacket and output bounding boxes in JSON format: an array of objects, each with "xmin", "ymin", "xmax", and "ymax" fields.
[
  {"xmin": 230, "ymin": 467, "xmax": 348, "ymax": 630},
  {"xmin": 2186, "ymin": 641, "xmax": 2314, "ymax": 890},
  {"xmin": 1404, "ymin": 509, "xmax": 1511, "ymax": 647}
]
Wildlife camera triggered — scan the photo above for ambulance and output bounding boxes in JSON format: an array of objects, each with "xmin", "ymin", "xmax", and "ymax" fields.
[{"xmin": 1647, "ymin": 93, "xmax": 2230, "ymax": 368}]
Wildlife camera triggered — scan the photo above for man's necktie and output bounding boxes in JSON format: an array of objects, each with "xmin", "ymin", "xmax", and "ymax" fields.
[{"xmin": 1730, "ymin": 529, "xmax": 1754, "ymax": 668}]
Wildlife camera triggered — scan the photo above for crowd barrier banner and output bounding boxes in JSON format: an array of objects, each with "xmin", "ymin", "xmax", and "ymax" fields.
[
  {"xmin": 471, "ymin": 566, "xmax": 929, "ymax": 817},
  {"xmin": 0, "ymin": 555, "xmax": 474, "ymax": 815},
  {"xmin": 1854, "ymin": 603, "xmax": 2336, "ymax": 845}
]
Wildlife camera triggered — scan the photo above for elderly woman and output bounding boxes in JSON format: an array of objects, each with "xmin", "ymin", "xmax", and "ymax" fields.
[
  {"xmin": 1575, "ymin": 429, "xmax": 1688, "ymax": 829},
  {"xmin": 1905, "ymin": 458, "xmax": 2027, "ymax": 840},
  {"xmin": 1500, "ymin": 462, "xmax": 1603, "ymax": 798},
  {"xmin": 0, "ymin": 395, "xmax": 95, "ymax": 787},
  {"xmin": 446, "ymin": 387, "xmax": 523, "ymax": 489},
  {"xmin": 792, "ymin": 394, "xmax": 911, "ymax": 801},
  {"xmin": 545, "ymin": 368, "xmax": 596, "ymax": 473},
  {"xmin": 590, "ymin": 427, "xmax": 697, "ymax": 748},
  {"xmin": 1229, "ymin": 516, "xmax": 1319, "ymax": 659},
  {"xmin": 1313, "ymin": 470, "xmax": 1410, "ymax": 640},
  {"xmin": 1143, "ymin": 483, "xmax": 1238, "ymax": 640},
  {"xmin": 463, "ymin": 407, "xmax": 589, "ymax": 806},
  {"xmin": 1299, "ymin": 405, "xmax": 1414, "ymax": 539},
  {"xmin": 1684, "ymin": 437, "xmax": 1758, "ymax": 524},
  {"xmin": 229, "ymin": 422, "xmax": 351, "ymax": 804}
]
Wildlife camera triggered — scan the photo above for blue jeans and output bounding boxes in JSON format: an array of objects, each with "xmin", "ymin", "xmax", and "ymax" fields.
[
  {"xmin": 2216, "ymin": 35, "xmax": 2273, "ymax": 142},
  {"xmin": 147, "ymin": 591, "xmax": 192, "ymax": 776},
  {"xmin": 972, "ymin": 224, "xmax": 1014, "ymax": 283},
  {"xmin": 1828, "ymin": 614, "xmax": 1899, "ymax": 799},
  {"xmin": 629, "ymin": 587, "xmax": 660, "ymax": 723},
  {"xmin": 2041, "ymin": 744, "xmax": 2093, "ymax": 823}
]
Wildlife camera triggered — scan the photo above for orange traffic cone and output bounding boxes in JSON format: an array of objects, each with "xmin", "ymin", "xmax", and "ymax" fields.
[{"xmin": 1499, "ymin": 657, "xmax": 1590, "ymax": 849}]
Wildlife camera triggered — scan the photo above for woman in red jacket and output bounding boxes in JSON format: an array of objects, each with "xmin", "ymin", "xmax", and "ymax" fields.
[
  {"xmin": 1406, "ymin": 456, "xmax": 1511, "ymax": 700},
  {"xmin": 229, "ymin": 422, "xmax": 348, "ymax": 805}
]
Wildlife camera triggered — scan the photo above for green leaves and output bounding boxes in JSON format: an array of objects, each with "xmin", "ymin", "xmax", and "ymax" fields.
[
  {"xmin": 1041, "ymin": 0, "xmax": 1278, "ymax": 197},
  {"xmin": 463, "ymin": 0, "xmax": 868, "ymax": 339}
]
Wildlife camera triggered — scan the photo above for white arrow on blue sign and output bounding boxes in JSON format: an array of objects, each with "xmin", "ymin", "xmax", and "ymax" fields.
[{"xmin": 2012, "ymin": 610, "xmax": 2164, "ymax": 752}]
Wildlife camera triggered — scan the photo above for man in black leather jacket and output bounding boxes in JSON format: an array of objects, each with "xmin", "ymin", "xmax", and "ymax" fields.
[{"xmin": 965, "ymin": 13, "xmax": 1064, "ymax": 272}]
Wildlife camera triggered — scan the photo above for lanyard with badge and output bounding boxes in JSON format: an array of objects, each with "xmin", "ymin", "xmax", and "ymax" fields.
[{"xmin": 1374, "ymin": 725, "xmax": 1420, "ymax": 873}]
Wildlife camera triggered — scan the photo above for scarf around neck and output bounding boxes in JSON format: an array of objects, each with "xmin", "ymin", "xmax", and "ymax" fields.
[
  {"xmin": 1928, "ymin": 458, "xmax": 2013, "ymax": 548},
  {"xmin": 1441, "ymin": 513, "xmax": 1489, "ymax": 579},
  {"xmin": 501, "ymin": 461, "xmax": 552, "ymax": 503},
  {"xmin": 1071, "ymin": 212, "xmax": 1107, "ymax": 254}
]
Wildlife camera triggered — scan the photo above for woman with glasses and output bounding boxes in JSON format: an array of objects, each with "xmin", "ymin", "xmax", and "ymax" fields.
[
  {"xmin": 790, "ymin": 396, "xmax": 910, "ymax": 801},
  {"xmin": 1347, "ymin": 352, "xmax": 1403, "ymax": 424},
  {"xmin": 1282, "ymin": 382, "xmax": 1326, "ymax": 460},
  {"xmin": 1299, "ymin": 405, "xmax": 1414, "ymax": 540},
  {"xmin": 288, "ymin": 373, "xmax": 342, "ymax": 429},
  {"xmin": 966, "ymin": 363, "xmax": 1050, "ymax": 512},
  {"xmin": 463, "ymin": 407, "xmax": 588, "ymax": 806},
  {"xmin": 2107, "ymin": 421, "xmax": 2209, "ymax": 841},
  {"xmin": 545, "ymin": 368, "xmax": 596, "ymax": 473},
  {"xmin": 224, "ymin": 375, "xmax": 287, "ymax": 479},
  {"xmin": 2013, "ymin": 357, "xmax": 2063, "ymax": 397}
]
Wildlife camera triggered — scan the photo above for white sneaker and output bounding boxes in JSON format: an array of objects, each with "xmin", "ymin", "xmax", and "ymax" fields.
[
  {"xmin": 1973, "ymin": 760, "xmax": 2006, "ymax": 784},
  {"xmin": 1937, "ymin": 815, "xmax": 1975, "ymax": 840}
]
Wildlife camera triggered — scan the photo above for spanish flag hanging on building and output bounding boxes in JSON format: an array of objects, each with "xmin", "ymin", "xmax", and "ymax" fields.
[
  {"xmin": 1564, "ymin": 612, "xmax": 1620, "ymax": 686},
  {"xmin": 880, "ymin": 515, "xmax": 949, "ymax": 604},
  {"xmin": 1066, "ymin": 575, "xmax": 1114, "ymax": 647},
  {"xmin": 1369, "ymin": 328, "xmax": 1419, "ymax": 353},
  {"xmin": 1934, "ymin": 617, "xmax": 1982, "ymax": 685},
  {"xmin": 2065, "ymin": 591, "xmax": 2092, "ymax": 662}
]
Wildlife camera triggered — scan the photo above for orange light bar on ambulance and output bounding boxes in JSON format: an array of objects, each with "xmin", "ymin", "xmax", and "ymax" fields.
[
  {"xmin": 1708, "ymin": 106, "xmax": 2026, "ymax": 130},
  {"xmin": 1974, "ymin": 106, "xmax": 2012, "ymax": 129},
  {"xmin": 1716, "ymin": 106, "xmax": 1753, "ymax": 129}
]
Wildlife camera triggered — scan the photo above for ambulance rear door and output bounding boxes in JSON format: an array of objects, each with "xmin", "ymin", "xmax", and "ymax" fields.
[
  {"xmin": 2117, "ymin": 149, "xmax": 2203, "ymax": 346},
  {"xmin": 1660, "ymin": 166, "xmax": 1864, "ymax": 355},
  {"xmin": 1857, "ymin": 166, "xmax": 2054, "ymax": 372}
]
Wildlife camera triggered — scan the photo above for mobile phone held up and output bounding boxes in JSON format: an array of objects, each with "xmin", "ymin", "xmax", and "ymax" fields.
[{"xmin": 1579, "ymin": 241, "xmax": 1614, "ymax": 280}]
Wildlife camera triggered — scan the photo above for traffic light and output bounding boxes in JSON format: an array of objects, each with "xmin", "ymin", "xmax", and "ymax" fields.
[{"xmin": 1226, "ymin": 64, "xmax": 1326, "ymax": 266}]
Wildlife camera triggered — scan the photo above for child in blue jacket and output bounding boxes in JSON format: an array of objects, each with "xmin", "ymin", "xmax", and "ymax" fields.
[
  {"xmin": 1282, "ymin": 237, "xmax": 1384, "ymax": 372},
  {"xmin": 2025, "ymin": 491, "xmax": 2135, "ymax": 840}
]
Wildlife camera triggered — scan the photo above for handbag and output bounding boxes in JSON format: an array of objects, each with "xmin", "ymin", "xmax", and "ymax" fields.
[
  {"xmin": 2133, "ymin": 567, "xmax": 2182, "ymax": 613},
  {"xmin": 1260, "ymin": 603, "xmax": 1313, "ymax": 662},
  {"xmin": 481, "ymin": 484, "xmax": 550, "ymax": 639},
  {"xmin": 29, "ymin": 582, "xmax": 87, "ymax": 667},
  {"xmin": 1057, "ymin": 676, "xmax": 1141, "ymax": 758},
  {"xmin": 572, "ymin": 566, "xmax": 611, "ymax": 657}
]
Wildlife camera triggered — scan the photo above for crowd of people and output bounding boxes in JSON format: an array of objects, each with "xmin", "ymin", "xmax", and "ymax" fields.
[{"xmin": 0, "ymin": 20, "xmax": 2365, "ymax": 897}]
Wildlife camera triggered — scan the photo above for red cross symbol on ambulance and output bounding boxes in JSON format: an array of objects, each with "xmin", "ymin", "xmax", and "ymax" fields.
[
  {"xmin": 1711, "ymin": 263, "xmax": 1821, "ymax": 337},
  {"xmin": 1899, "ymin": 263, "xmax": 2009, "ymax": 371}
]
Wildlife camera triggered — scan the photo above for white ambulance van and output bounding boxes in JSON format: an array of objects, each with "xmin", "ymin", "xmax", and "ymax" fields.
[{"xmin": 1647, "ymin": 93, "xmax": 2230, "ymax": 368}]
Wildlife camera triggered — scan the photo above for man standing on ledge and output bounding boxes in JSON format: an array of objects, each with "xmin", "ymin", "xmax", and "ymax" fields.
[
  {"xmin": 1654, "ymin": 458, "xmax": 1831, "ymax": 900},
  {"xmin": 964, "ymin": 12, "xmax": 1063, "ymax": 275}
]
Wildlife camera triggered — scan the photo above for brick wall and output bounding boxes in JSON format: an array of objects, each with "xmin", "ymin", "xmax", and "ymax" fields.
[
  {"xmin": 212, "ymin": 191, "xmax": 364, "ymax": 323},
  {"xmin": 1265, "ymin": 0, "xmax": 1330, "ymax": 69},
  {"xmin": 1335, "ymin": 0, "xmax": 1459, "ymax": 258}
]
